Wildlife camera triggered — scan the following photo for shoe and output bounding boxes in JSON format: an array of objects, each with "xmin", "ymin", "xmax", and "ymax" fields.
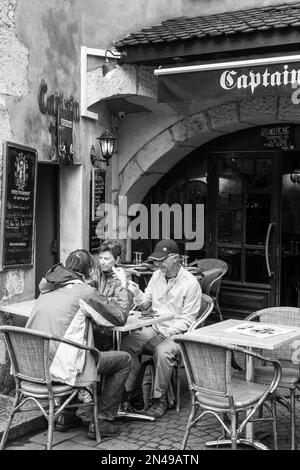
[
  {"xmin": 87, "ymin": 420, "xmax": 120, "ymax": 440},
  {"xmin": 55, "ymin": 413, "xmax": 83, "ymax": 432},
  {"xmin": 145, "ymin": 396, "xmax": 168, "ymax": 419}
]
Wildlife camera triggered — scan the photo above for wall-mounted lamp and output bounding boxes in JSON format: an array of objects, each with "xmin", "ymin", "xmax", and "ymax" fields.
[
  {"xmin": 290, "ymin": 168, "xmax": 300, "ymax": 184},
  {"xmin": 102, "ymin": 49, "xmax": 127, "ymax": 78},
  {"xmin": 90, "ymin": 126, "xmax": 117, "ymax": 167}
]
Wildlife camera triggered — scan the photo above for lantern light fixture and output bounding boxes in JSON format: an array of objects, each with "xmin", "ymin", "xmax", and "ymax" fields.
[
  {"xmin": 90, "ymin": 126, "xmax": 117, "ymax": 167},
  {"xmin": 102, "ymin": 49, "xmax": 127, "ymax": 78}
]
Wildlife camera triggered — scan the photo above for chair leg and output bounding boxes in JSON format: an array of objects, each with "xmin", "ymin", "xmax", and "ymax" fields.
[
  {"xmin": 181, "ymin": 403, "xmax": 197, "ymax": 450},
  {"xmin": 214, "ymin": 301, "xmax": 223, "ymax": 322},
  {"xmin": 271, "ymin": 397, "xmax": 278, "ymax": 450},
  {"xmin": 93, "ymin": 382, "xmax": 101, "ymax": 443},
  {"xmin": 0, "ymin": 390, "xmax": 22, "ymax": 450},
  {"xmin": 230, "ymin": 412, "xmax": 237, "ymax": 450},
  {"xmin": 176, "ymin": 361, "xmax": 181, "ymax": 412},
  {"xmin": 290, "ymin": 389, "xmax": 296, "ymax": 450},
  {"xmin": 47, "ymin": 398, "xmax": 55, "ymax": 451}
]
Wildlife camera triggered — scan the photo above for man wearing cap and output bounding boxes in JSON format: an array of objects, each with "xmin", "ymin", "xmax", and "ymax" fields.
[{"xmin": 121, "ymin": 239, "xmax": 201, "ymax": 419}]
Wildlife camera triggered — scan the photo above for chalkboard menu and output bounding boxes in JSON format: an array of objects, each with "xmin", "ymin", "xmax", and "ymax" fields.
[
  {"xmin": 90, "ymin": 168, "xmax": 106, "ymax": 252},
  {"xmin": 0, "ymin": 142, "xmax": 37, "ymax": 269},
  {"xmin": 260, "ymin": 125, "xmax": 295, "ymax": 151}
]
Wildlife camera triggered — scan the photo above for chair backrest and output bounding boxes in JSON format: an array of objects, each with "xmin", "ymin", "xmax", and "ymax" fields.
[
  {"xmin": 174, "ymin": 333, "xmax": 281, "ymax": 410},
  {"xmin": 190, "ymin": 258, "xmax": 228, "ymax": 298},
  {"xmin": 247, "ymin": 307, "xmax": 300, "ymax": 363},
  {"xmin": 0, "ymin": 326, "xmax": 55, "ymax": 384},
  {"xmin": 188, "ymin": 294, "xmax": 214, "ymax": 331},
  {"xmin": 174, "ymin": 334, "xmax": 234, "ymax": 397}
]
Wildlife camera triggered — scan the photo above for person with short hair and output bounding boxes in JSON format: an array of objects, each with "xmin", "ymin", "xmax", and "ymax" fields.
[
  {"xmin": 26, "ymin": 249, "xmax": 133, "ymax": 439},
  {"xmin": 94, "ymin": 239, "xmax": 132, "ymax": 350},
  {"xmin": 121, "ymin": 239, "xmax": 202, "ymax": 419}
]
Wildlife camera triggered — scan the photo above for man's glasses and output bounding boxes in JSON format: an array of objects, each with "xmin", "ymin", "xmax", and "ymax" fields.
[{"xmin": 153, "ymin": 254, "xmax": 177, "ymax": 266}]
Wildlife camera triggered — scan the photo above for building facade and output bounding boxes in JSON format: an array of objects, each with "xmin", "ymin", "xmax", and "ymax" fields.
[{"xmin": 0, "ymin": 0, "xmax": 300, "ymax": 324}]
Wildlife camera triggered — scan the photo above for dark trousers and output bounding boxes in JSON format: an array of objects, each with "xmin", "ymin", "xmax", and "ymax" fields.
[{"xmin": 98, "ymin": 350, "xmax": 132, "ymax": 420}]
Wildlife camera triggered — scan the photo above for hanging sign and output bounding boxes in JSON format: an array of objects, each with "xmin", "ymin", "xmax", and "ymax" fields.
[
  {"xmin": 0, "ymin": 142, "xmax": 37, "ymax": 270},
  {"xmin": 37, "ymin": 79, "xmax": 80, "ymax": 164}
]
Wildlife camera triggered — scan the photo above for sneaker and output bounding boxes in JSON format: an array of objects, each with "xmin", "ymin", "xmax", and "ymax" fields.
[
  {"xmin": 55, "ymin": 413, "xmax": 83, "ymax": 432},
  {"xmin": 145, "ymin": 396, "xmax": 168, "ymax": 419},
  {"xmin": 87, "ymin": 420, "xmax": 120, "ymax": 440}
]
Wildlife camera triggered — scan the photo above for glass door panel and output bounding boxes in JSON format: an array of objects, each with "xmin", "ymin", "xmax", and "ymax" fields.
[{"xmin": 212, "ymin": 152, "xmax": 280, "ymax": 305}]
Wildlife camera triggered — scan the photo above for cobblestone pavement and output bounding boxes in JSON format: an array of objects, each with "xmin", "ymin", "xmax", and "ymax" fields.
[{"xmin": 3, "ymin": 369, "xmax": 298, "ymax": 451}]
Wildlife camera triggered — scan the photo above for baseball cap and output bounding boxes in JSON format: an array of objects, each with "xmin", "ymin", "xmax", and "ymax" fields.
[{"xmin": 148, "ymin": 239, "xmax": 180, "ymax": 261}]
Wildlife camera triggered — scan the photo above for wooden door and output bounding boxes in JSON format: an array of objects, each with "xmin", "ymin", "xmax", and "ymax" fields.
[{"xmin": 207, "ymin": 151, "xmax": 281, "ymax": 318}]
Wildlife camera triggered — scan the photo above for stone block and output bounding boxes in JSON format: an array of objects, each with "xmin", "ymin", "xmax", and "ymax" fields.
[
  {"xmin": 0, "ymin": 394, "xmax": 46, "ymax": 443},
  {"xmin": 240, "ymin": 96, "xmax": 278, "ymax": 124},
  {"xmin": 6, "ymin": 442, "xmax": 45, "ymax": 450},
  {"xmin": 207, "ymin": 102, "xmax": 240, "ymax": 132},
  {"xmin": 30, "ymin": 429, "xmax": 81, "ymax": 446},
  {"xmin": 278, "ymin": 96, "xmax": 300, "ymax": 122},
  {"xmin": 134, "ymin": 128, "xmax": 175, "ymax": 173},
  {"xmin": 96, "ymin": 438, "xmax": 139, "ymax": 450},
  {"xmin": 171, "ymin": 112, "xmax": 209, "ymax": 143},
  {"xmin": 53, "ymin": 440, "xmax": 98, "ymax": 450},
  {"xmin": 0, "ymin": 28, "xmax": 28, "ymax": 97}
]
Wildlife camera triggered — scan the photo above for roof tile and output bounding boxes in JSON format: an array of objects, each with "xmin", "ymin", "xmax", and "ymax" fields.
[{"xmin": 114, "ymin": 2, "xmax": 300, "ymax": 49}]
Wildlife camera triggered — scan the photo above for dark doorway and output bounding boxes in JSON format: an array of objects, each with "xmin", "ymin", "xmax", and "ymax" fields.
[
  {"xmin": 35, "ymin": 164, "xmax": 59, "ymax": 297},
  {"xmin": 138, "ymin": 125, "xmax": 300, "ymax": 318}
]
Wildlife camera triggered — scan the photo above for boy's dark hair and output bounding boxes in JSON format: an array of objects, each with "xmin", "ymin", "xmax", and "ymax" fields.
[
  {"xmin": 98, "ymin": 239, "xmax": 122, "ymax": 260},
  {"xmin": 65, "ymin": 249, "xmax": 95, "ymax": 278}
]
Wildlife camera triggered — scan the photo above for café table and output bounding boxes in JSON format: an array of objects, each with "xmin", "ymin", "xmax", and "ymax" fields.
[
  {"xmin": 182, "ymin": 318, "xmax": 300, "ymax": 450},
  {"xmin": 0, "ymin": 299, "xmax": 36, "ymax": 325}
]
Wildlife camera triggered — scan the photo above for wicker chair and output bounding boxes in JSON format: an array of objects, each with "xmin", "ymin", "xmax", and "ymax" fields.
[
  {"xmin": 189, "ymin": 258, "xmax": 228, "ymax": 321},
  {"xmin": 142, "ymin": 294, "xmax": 214, "ymax": 412},
  {"xmin": 173, "ymin": 334, "xmax": 282, "ymax": 450},
  {"xmin": 172, "ymin": 294, "xmax": 214, "ymax": 411},
  {"xmin": 246, "ymin": 307, "xmax": 300, "ymax": 450},
  {"xmin": 0, "ymin": 326, "xmax": 102, "ymax": 450}
]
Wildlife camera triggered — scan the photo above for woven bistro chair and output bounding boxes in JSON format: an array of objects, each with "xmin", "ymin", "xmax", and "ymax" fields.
[
  {"xmin": 189, "ymin": 258, "xmax": 228, "ymax": 321},
  {"xmin": 246, "ymin": 307, "xmax": 300, "ymax": 450},
  {"xmin": 172, "ymin": 294, "xmax": 214, "ymax": 411},
  {"xmin": 173, "ymin": 334, "xmax": 282, "ymax": 450},
  {"xmin": 0, "ymin": 325, "xmax": 102, "ymax": 450},
  {"xmin": 141, "ymin": 294, "xmax": 214, "ymax": 412}
]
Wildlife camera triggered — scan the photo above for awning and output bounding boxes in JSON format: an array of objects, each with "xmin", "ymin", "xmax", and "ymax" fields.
[{"xmin": 155, "ymin": 54, "xmax": 300, "ymax": 103}]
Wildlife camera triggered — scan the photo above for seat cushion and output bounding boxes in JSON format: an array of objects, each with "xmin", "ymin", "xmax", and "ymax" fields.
[
  {"xmin": 254, "ymin": 366, "xmax": 300, "ymax": 389},
  {"xmin": 21, "ymin": 380, "xmax": 74, "ymax": 397},
  {"xmin": 195, "ymin": 378, "xmax": 269, "ymax": 410}
]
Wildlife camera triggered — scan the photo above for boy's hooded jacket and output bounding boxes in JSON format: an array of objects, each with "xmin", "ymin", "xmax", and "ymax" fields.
[{"xmin": 26, "ymin": 263, "xmax": 132, "ymax": 386}]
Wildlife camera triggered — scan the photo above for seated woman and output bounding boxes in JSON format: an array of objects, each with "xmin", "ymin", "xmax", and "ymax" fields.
[
  {"xmin": 94, "ymin": 239, "xmax": 132, "ymax": 350},
  {"xmin": 26, "ymin": 249, "xmax": 133, "ymax": 439}
]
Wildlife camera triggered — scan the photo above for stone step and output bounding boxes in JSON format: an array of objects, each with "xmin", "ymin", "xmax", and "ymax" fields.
[{"xmin": 0, "ymin": 394, "xmax": 46, "ymax": 443}]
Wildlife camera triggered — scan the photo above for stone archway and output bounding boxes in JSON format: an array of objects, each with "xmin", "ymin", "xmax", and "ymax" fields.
[{"xmin": 120, "ymin": 94, "xmax": 300, "ymax": 206}]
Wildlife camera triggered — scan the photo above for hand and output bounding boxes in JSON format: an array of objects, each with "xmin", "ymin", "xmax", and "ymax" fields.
[
  {"xmin": 112, "ymin": 266, "xmax": 127, "ymax": 288},
  {"xmin": 127, "ymin": 280, "xmax": 140, "ymax": 296}
]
